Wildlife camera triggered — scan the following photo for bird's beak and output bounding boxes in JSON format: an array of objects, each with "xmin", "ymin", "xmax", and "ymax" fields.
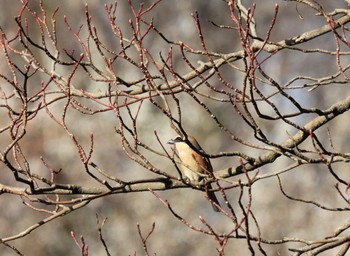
[{"xmin": 167, "ymin": 139, "xmax": 175, "ymax": 145}]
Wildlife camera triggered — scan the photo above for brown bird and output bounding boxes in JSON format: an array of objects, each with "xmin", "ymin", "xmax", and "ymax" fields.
[{"xmin": 168, "ymin": 135, "xmax": 221, "ymax": 212}]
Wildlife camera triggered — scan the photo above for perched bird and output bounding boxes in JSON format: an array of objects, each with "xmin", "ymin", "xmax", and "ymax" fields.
[{"xmin": 168, "ymin": 135, "xmax": 221, "ymax": 212}]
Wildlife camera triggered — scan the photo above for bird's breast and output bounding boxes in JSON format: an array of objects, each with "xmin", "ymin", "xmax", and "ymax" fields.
[{"xmin": 176, "ymin": 144, "xmax": 205, "ymax": 182}]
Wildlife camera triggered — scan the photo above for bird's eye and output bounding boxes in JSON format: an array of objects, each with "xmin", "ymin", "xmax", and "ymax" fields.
[{"xmin": 174, "ymin": 136, "xmax": 183, "ymax": 142}]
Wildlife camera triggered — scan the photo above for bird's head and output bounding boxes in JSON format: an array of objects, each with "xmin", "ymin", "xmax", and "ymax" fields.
[
  {"xmin": 167, "ymin": 136, "xmax": 184, "ymax": 145},
  {"xmin": 167, "ymin": 135, "xmax": 202, "ymax": 150}
]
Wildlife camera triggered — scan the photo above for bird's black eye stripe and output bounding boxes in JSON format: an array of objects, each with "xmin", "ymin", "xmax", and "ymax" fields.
[{"xmin": 174, "ymin": 136, "xmax": 183, "ymax": 142}]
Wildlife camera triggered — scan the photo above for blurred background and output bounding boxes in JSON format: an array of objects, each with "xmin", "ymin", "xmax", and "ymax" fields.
[{"xmin": 0, "ymin": 0, "xmax": 349, "ymax": 255}]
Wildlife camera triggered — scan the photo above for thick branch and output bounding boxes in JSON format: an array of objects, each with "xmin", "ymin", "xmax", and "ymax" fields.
[{"xmin": 217, "ymin": 95, "xmax": 350, "ymax": 178}]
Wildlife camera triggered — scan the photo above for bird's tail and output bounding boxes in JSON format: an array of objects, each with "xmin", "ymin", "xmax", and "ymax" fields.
[{"xmin": 206, "ymin": 184, "xmax": 221, "ymax": 212}]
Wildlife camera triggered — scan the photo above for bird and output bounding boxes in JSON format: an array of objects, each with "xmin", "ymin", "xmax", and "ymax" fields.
[{"xmin": 167, "ymin": 135, "xmax": 221, "ymax": 212}]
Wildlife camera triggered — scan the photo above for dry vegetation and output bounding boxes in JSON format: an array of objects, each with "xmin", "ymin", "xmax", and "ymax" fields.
[{"xmin": 1, "ymin": 0, "xmax": 350, "ymax": 255}]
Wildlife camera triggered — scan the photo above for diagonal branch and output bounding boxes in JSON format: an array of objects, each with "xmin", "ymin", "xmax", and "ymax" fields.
[{"xmin": 217, "ymin": 94, "xmax": 350, "ymax": 178}]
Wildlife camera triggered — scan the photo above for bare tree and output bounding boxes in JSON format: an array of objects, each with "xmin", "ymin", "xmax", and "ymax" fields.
[{"xmin": 1, "ymin": 0, "xmax": 350, "ymax": 255}]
